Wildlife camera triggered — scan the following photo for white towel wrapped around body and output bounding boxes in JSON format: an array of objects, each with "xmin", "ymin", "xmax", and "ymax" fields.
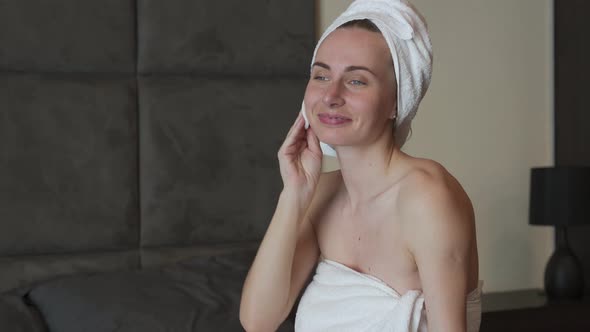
[{"xmin": 295, "ymin": 259, "xmax": 483, "ymax": 332}]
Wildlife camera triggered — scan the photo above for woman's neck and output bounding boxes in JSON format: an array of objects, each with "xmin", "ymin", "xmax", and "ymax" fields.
[{"xmin": 335, "ymin": 134, "xmax": 405, "ymax": 213}]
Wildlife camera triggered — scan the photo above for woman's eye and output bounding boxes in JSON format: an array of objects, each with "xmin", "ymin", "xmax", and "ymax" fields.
[{"xmin": 349, "ymin": 79, "xmax": 366, "ymax": 86}]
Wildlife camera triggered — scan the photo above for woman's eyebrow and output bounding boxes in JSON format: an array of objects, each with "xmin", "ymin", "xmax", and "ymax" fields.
[
  {"xmin": 346, "ymin": 65, "xmax": 376, "ymax": 76},
  {"xmin": 312, "ymin": 62, "xmax": 331, "ymax": 70},
  {"xmin": 312, "ymin": 62, "xmax": 376, "ymax": 76}
]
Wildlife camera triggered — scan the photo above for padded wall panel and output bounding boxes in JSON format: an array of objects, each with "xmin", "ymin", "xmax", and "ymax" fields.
[
  {"xmin": 0, "ymin": 74, "xmax": 139, "ymax": 256},
  {"xmin": 138, "ymin": 0, "xmax": 314, "ymax": 75},
  {"xmin": 0, "ymin": 250, "xmax": 139, "ymax": 294},
  {"xmin": 140, "ymin": 76, "xmax": 306, "ymax": 246},
  {"xmin": 140, "ymin": 241, "xmax": 259, "ymax": 267},
  {"xmin": 0, "ymin": 0, "xmax": 135, "ymax": 73}
]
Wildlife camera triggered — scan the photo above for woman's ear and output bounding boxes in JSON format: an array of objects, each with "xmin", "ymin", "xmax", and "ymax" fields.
[{"xmin": 389, "ymin": 101, "xmax": 397, "ymax": 120}]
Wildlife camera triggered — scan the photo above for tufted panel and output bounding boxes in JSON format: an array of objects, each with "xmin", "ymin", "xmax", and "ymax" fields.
[
  {"xmin": 137, "ymin": 0, "xmax": 314, "ymax": 75},
  {"xmin": 0, "ymin": 0, "xmax": 314, "ymax": 293},
  {"xmin": 139, "ymin": 77, "xmax": 307, "ymax": 246},
  {"xmin": 0, "ymin": 0, "xmax": 136, "ymax": 73},
  {"xmin": 0, "ymin": 74, "xmax": 138, "ymax": 256},
  {"xmin": 0, "ymin": 250, "xmax": 139, "ymax": 294}
]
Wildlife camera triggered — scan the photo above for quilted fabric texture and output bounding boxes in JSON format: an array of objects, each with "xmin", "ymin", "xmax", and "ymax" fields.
[
  {"xmin": 0, "ymin": 74, "xmax": 139, "ymax": 257},
  {"xmin": 27, "ymin": 250, "xmax": 294, "ymax": 332},
  {"xmin": 139, "ymin": 76, "xmax": 307, "ymax": 246},
  {"xmin": 0, "ymin": 1, "xmax": 312, "ymax": 330},
  {"xmin": 137, "ymin": 0, "xmax": 314, "ymax": 75},
  {"xmin": 0, "ymin": 0, "xmax": 135, "ymax": 72},
  {"xmin": 0, "ymin": 295, "xmax": 47, "ymax": 332},
  {"xmin": 0, "ymin": 0, "xmax": 314, "ymax": 293}
]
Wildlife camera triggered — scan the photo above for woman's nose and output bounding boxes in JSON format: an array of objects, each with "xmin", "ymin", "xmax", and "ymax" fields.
[{"xmin": 322, "ymin": 80, "xmax": 345, "ymax": 108}]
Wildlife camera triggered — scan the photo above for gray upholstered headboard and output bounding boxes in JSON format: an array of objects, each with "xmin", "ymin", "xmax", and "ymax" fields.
[{"xmin": 0, "ymin": 0, "xmax": 315, "ymax": 293}]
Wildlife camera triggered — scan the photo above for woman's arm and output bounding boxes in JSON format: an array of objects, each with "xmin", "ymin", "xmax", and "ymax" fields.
[
  {"xmin": 239, "ymin": 113, "xmax": 323, "ymax": 332},
  {"xmin": 401, "ymin": 168, "xmax": 477, "ymax": 332},
  {"xmin": 240, "ymin": 189, "xmax": 320, "ymax": 332}
]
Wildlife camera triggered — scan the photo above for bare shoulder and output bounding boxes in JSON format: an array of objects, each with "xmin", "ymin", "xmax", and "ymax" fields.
[
  {"xmin": 398, "ymin": 157, "xmax": 471, "ymax": 207},
  {"xmin": 396, "ymin": 158, "xmax": 475, "ymax": 235}
]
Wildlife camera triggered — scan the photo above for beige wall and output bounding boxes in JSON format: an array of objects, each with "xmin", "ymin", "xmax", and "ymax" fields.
[{"xmin": 317, "ymin": 0, "xmax": 554, "ymax": 292}]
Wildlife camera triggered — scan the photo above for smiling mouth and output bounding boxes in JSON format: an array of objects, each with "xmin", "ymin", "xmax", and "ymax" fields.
[
  {"xmin": 318, "ymin": 113, "xmax": 350, "ymax": 120},
  {"xmin": 318, "ymin": 113, "xmax": 352, "ymax": 125}
]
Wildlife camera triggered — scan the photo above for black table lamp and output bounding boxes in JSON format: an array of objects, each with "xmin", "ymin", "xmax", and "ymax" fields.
[{"xmin": 529, "ymin": 166, "xmax": 590, "ymax": 300}]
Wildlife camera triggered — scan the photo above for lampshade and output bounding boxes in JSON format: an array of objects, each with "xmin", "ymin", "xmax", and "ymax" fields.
[{"xmin": 529, "ymin": 166, "xmax": 590, "ymax": 226}]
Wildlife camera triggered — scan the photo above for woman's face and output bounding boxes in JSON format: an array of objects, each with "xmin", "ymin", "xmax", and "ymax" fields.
[{"xmin": 304, "ymin": 26, "xmax": 397, "ymax": 147}]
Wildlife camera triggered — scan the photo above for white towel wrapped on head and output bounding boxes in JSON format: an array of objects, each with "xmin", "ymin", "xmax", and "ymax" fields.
[{"xmin": 301, "ymin": 0, "xmax": 433, "ymax": 158}]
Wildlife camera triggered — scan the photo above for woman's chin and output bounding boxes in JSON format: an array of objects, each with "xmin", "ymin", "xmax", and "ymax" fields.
[
  {"xmin": 315, "ymin": 135, "xmax": 349, "ymax": 147},
  {"xmin": 313, "ymin": 126, "xmax": 358, "ymax": 146}
]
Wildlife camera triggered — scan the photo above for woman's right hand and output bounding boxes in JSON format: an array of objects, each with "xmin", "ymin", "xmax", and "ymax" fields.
[{"xmin": 277, "ymin": 112, "xmax": 323, "ymax": 205}]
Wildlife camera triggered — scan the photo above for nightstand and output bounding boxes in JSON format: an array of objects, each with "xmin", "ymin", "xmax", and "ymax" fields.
[{"xmin": 481, "ymin": 289, "xmax": 590, "ymax": 331}]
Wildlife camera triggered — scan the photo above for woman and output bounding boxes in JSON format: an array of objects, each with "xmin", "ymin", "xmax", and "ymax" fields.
[{"xmin": 240, "ymin": 1, "xmax": 482, "ymax": 331}]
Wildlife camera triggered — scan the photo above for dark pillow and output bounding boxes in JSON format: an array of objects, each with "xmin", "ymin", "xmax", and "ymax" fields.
[
  {"xmin": 27, "ymin": 250, "xmax": 294, "ymax": 332},
  {"xmin": 0, "ymin": 294, "xmax": 47, "ymax": 332}
]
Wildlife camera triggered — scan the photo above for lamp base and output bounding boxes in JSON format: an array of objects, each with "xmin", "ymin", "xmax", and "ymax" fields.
[{"xmin": 544, "ymin": 245, "xmax": 585, "ymax": 301}]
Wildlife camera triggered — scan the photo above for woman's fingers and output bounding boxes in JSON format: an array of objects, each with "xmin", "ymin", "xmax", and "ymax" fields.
[
  {"xmin": 306, "ymin": 127, "xmax": 322, "ymax": 156},
  {"xmin": 280, "ymin": 114, "xmax": 305, "ymax": 152},
  {"xmin": 277, "ymin": 110, "xmax": 322, "ymax": 189}
]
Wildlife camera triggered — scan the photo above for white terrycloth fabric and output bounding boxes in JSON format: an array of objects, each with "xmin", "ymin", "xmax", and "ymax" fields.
[
  {"xmin": 300, "ymin": 0, "xmax": 433, "ymax": 157},
  {"xmin": 295, "ymin": 259, "xmax": 483, "ymax": 332}
]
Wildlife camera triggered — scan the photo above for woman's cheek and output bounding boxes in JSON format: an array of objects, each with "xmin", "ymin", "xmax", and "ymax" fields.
[{"xmin": 303, "ymin": 85, "xmax": 323, "ymax": 108}]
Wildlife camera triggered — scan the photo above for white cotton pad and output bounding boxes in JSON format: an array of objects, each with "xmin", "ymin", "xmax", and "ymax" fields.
[
  {"xmin": 299, "ymin": 102, "xmax": 338, "ymax": 157},
  {"xmin": 301, "ymin": 102, "xmax": 310, "ymax": 129}
]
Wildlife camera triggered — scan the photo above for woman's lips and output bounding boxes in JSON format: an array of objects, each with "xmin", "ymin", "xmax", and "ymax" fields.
[{"xmin": 318, "ymin": 113, "xmax": 352, "ymax": 126}]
